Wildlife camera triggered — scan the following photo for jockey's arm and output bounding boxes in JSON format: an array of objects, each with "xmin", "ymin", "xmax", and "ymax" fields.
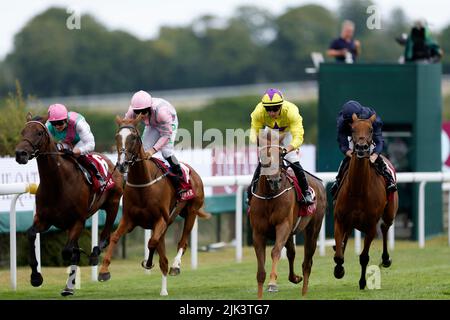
[
  {"xmin": 287, "ymin": 106, "xmax": 304, "ymax": 150},
  {"xmin": 73, "ymin": 119, "xmax": 95, "ymax": 156},
  {"xmin": 250, "ymin": 104, "xmax": 264, "ymax": 146},
  {"xmin": 147, "ymin": 107, "xmax": 173, "ymax": 154}
]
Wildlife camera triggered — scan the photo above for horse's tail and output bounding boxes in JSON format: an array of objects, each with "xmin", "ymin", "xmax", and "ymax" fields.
[{"xmin": 197, "ymin": 207, "xmax": 212, "ymax": 220}]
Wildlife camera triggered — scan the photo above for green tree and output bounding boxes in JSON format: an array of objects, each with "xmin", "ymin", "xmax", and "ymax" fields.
[
  {"xmin": 0, "ymin": 82, "xmax": 29, "ymax": 155},
  {"xmin": 268, "ymin": 5, "xmax": 337, "ymax": 81},
  {"xmin": 440, "ymin": 24, "xmax": 450, "ymax": 69}
]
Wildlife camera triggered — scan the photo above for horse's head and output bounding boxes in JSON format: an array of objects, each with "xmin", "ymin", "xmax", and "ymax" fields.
[
  {"xmin": 258, "ymin": 129, "xmax": 285, "ymax": 192},
  {"xmin": 115, "ymin": 114, "xmax": 144, "ymax": 174},
  {"xmin": 350, "ymin": 113, "xmax": 376, "ymax": 159},
  {"xmin": 15, "ymin": 113, "xmax": 51, "ymax": 164}
]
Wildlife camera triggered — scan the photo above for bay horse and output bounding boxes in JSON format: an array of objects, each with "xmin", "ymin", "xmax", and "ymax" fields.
[
  {"xmin": 249, "ymin": 130, "xmax": 326, "ymax": 299},
  {"xmin": 98, "ymin": 115, "xmax": 210, "ymax": 296},
  {"xmin": 333, "ymin": 113, "xmax": 399, "ymax": 289},
  {"xmin": 14, "ymin": 113, "xmax": 123, "ymax": 296}
]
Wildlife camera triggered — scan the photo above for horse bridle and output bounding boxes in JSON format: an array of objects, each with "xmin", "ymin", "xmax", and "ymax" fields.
[
  {"xmin": 351, "ymin": 120, "xmax": 374, "ymax": 159},
  {"xmin": 116, "ymin": 125, "xmax": 146, "ymax": 167},
  {"xmin": 22, "ymin": 120, "xmax": 61, "ymax": 159}
]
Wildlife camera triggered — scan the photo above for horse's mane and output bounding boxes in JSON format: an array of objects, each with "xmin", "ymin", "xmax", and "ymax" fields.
[{"xmin": 31, "ymin": 115, "xmax": 49, "ymax": 124}]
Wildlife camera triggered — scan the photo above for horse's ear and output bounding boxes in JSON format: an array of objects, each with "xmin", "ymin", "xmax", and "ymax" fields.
[
  {"xmin": 352, "ymin": 113, "xmax": 359, "ymax": 122},
  {"xmin": 369, "ymin": 114, "xmax": 377, "ymax": 123},
  {"xmin": 133, "ymin": 113, "xmax": 143, "ymax": 126},
  {"xmin": 115, "ymin": 115, "xmax": 123, "ymax": 126},
  {"xmin": 26, "ymin": 112, "xmax": 33, "ymax": 122}
]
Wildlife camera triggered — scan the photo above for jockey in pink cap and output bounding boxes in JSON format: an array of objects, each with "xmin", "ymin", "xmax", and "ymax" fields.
[
  {"xmin": 124, "ymin": 90, "xmax": 186, "ymax": 195},
  {"xmin": 46, "ymin": 103, "xmax": 105, "ymax": 187}
]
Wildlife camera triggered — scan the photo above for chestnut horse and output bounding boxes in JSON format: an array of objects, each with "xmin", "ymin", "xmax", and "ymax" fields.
[
  {"xmin": 249, "ymin": 131, "xmax": 326, "ymax": 299},
  {"xmin": 98, "ymin": 116, "xmax": 210, "ymax": 296},
  {"xmin": 14, "ymin": 113, "xmax": 123, "ymax": 296},
  {"xmin": 333, "ymin": 113, "xmax": 399, "ymax": 289}
]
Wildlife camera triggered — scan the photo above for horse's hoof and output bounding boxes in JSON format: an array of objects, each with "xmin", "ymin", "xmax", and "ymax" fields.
[
  {"xmin": 289, "ymin": 275, "xmax": 303, "ymax": 284},
  {"xmin": 160, "ymin": 289, "xmax": 169, "ymax": 296},
  {"xmin": 359, "ymin": 279, "xmax": 366, "ymax": 290},
  {"xmin": 61, "ymin": 287, "xmax": 74, "ymax": 296},
  {"xmin": 98, "ymin": 272, "xmax": 111, "ymax": 282},
  {"xmin": 267, "ymin": 284, "xmax": 278, "ymax": 293},
  {"xmin": 141, "ymin": 260, "xmax": 154, "ymax": 270},
  {"xmin": 30, "ymin": 272, "xmax": 43, "ymax": 287},
  {"xmin": 89, "ymin": 255, "xmax": 99, "ymax": 266},
  {"xmin": 169, "ymin": 267, "xmax": 180, "ymax": 276},
  {"xmin": 381, "ymin": 258, "xmax": 392, "ymax": 268},
  {"xmin": 334, "ymin": 265, "xmax": 345, "ymax": 279}
]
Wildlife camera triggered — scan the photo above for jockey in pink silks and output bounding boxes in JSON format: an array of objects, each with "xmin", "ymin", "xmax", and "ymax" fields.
[
  {"xmin": 46, "ymin": 103, "xmax": 105, "ymax": 187},
  {"xmin": 124, "ymin": 90, "xmax": 186, "ymax": 195}
]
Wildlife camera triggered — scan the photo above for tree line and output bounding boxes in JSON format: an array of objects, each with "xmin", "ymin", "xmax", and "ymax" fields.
[{"xmin": 0, "ymin": 0, "xmax": 449, "ymax": 98}]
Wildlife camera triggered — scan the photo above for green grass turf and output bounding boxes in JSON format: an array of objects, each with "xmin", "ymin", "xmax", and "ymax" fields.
[{"xmin": 1, "ymin": 236, "xmax": 450, "ymax": 300}]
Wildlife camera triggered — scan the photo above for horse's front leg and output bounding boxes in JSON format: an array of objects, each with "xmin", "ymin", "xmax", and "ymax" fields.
[
  {"xmin": 285, "ymin": 235, "xmax": 302, "ymax": 284},
  {"xmin": 98, "ymin": 218, "xmax": 133, "ymax": 282},
  {"xmin": 143, "ymin": 217, "xmax": 167, "ymax": 270},
  {"xmin": 156, "ymin": 236, "xmax": 169, "ymax": 296},
  {"xmin": 268, "ymin": 221, "xmax": 291, "ymax": 293},
  {"xmin": 61, "ymin": 221, "xmax": 84, "ymax": 296},
  {"xmin": 333, "ymin": 219, "xmax": 346, "ymax": 279},
  {"xmin": 26, "ymin": 220, "xmax": 49, "ymax": 287},
  {"xmin": 90, "ymin": 194, "xmax": 121, "ymax": 266},
  {"xmin": 359, "ymin": 227, "xmax": 376, "ymax": 290},
  {"xmin": 252, "ymin": 230, "xmax": 267, "ymax": 300}
]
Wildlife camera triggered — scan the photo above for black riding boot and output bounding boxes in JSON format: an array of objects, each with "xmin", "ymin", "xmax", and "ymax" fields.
[
  {"xmin": 330, "ymin": 156, "xmax": 350, "ymax": 197},
  {"xmin": 375, "ymin": 156, "xmax": 397, "ymax": 193},
  {"xmin": 291, "ymin": 161, "xmax": 314, "ymax": 205},
  {"xmin": 247, "ymin": 162, "xmax": 261, "ymax": 204},
  {"xmin": 165, "ymin": 155, "xmax": 185, "ymax": 195},
  {"xmin": 87, "ymin": 160, "xmax": 105, "ymax": 187}
]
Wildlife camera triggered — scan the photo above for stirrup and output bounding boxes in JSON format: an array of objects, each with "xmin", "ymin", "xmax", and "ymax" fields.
[
  {"xmin": 302, "ymin": 191, "xmax": 314, "ymax": 205},
  {"xmin": 387, "ymin": 183, "xmax": 397, "ymax": 193}
]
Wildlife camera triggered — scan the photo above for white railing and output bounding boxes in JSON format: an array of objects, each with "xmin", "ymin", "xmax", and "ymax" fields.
[{"xmin": 3, "ymin": 171, "xmax": 450, "ymax": 290}]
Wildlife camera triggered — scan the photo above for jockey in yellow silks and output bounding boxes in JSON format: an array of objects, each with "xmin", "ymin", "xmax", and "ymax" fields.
[{"xmin": 248, "ymin": 88, "xmax": 313, "ymax": 205}]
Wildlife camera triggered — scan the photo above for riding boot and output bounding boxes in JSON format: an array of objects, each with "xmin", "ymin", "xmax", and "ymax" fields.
[
  {"xmin": 291, "ymin": 161, "xmax": 314, "ymax": 205},
  {"xmin": 330, "ymin": 156, "xmax": 350, "ymax": 197},
  {"xmin": 375, "ymin": 156, "xmax": 398, "ymax": 193},
  {"xmin": 247, "ymin": 162, "xmax": 261, "ymax": 205},
  {"xmin": 165, "ymin": 155, "xmax": 186, "ymax": 196},
  {"xmin": 88, "ymin": 160, "xmax": 106, "ymax": 188}
]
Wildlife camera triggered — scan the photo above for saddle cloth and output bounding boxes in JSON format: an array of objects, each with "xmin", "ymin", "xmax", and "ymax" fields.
[
  {"xmin": 150, "ymin": 157, "xmax": 195, "ymax": 201},
  {"xmin": 80, "ymin": 154, "xmax": 115, "ymax": 193},
  {"xmin": 286, "ymin": 170, "xmax": 317, "ymax": 217}
]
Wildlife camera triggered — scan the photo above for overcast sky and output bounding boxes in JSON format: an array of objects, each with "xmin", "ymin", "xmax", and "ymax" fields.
[{"xmin": 0, "ymin": 0, "xmax": 449, "ymax": 59}]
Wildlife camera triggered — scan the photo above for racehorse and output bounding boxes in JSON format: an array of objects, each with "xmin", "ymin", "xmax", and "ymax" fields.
[
  {"xmin": 98, "ymin": 115, "xmax": 210, "ymax": 296},
  {"xmin": 333, "ymin": 113, "xmax": 399, "ymax": 289},
  {"xmin": 15, "ymin": 113, "xmax": 123, "ymax": 296},
  {"xmin": 249, "ymin": 130, "xmax": 326, "ymax": 299}
]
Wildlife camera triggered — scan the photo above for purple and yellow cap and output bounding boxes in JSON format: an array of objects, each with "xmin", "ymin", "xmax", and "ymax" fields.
[{"xmin": 261, "ymin": 88, "xmax": 284, "ymax": 106}]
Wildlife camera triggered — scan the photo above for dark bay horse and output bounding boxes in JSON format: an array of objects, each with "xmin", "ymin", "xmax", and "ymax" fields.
[
  {"xmin": 98, "ymin": 116, "xmax": 210, "ymax": 296},
  {"xmin": 333, "ymin": 113, "xmax": 399, "ymax": 289},
  {"xmin": 14, "ymin": 113, "xmax": 123, "ymax": 296},
  {"xmin": 249, "ymin": 131, "xmax": 326, "ymax": 299}
]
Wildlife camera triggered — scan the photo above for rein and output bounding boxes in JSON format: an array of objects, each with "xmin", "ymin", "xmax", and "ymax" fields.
[{"xmin": 23, "ymin": 120, "xmax": 64, "ymax": 158}]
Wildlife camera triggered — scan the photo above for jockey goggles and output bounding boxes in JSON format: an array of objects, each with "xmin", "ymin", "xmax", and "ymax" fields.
[
  {"xmin": 133, "ymin": 108, "xmax": 151, "ymax": 115},
  {"xmin": 50, "ymin": 120, "xmax": 66, "ymax": 126},
  {"xmin": 264, "ymin": 104, "xmax": 282, "ymax": 112}
]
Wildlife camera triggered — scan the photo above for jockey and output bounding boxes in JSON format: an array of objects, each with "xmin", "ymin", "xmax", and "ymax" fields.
[
  {"xmin": 330, "ymin": 100, "xmax": 397, "ymax": 196},
  {"xmin": 46, "ymin": 103, "xmax": 105, "ymax": 187},
  {"xmin": 248, "ymin": 88, "xmax": 314, "ymax": 205},
  {"xmin": 124, "ymin": 90, "xmax": 186, "ymax": 196}
]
